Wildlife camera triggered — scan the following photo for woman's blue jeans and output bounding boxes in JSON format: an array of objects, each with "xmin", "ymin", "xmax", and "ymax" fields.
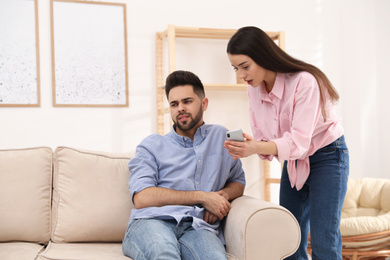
[
  {"xmin": 122, "ymin": 217, "xmax": 227, "ymax": 260},
  {"xmin": 280, "ymin": 135, "xmax": 349, "ymax": 260}
]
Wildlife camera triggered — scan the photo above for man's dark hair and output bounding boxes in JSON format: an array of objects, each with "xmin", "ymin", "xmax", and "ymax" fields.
[{"xmin": 165, "ymin": 70, "xmax": 205, "ymax": 99}]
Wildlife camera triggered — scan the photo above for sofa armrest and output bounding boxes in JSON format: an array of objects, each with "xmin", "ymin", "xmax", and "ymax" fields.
[{"xmin": 224, "ymin": 195, "xmax": 300, "ymax": 260}]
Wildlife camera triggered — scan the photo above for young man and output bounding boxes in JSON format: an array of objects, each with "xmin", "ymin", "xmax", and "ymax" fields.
[{"xmin": 122, "ymin": 70, "xmax": 246, "ymax": 260}]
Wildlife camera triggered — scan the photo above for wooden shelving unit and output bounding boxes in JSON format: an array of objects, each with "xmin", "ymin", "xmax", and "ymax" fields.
[{"xmin": 156, "ymin": 25, "xmax": 285, "ymax": 201}]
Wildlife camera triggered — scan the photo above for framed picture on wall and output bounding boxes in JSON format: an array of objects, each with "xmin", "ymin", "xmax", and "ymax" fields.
[
  {"xmin": 51, "ymin": 0, "xmax": 128, "ymax": 107},
  {"xmin": 0, "ymin": 0, "xmax": 41, "ymax": 107}
]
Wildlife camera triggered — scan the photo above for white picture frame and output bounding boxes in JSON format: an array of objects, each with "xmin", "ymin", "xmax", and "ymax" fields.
[
  {"xmin": 51, "ymin": 0, "xmax": 128, "ymax": 107},
  {"xmin": 0, "ymin": 0, "xmax": 40, "ymax": 107}
]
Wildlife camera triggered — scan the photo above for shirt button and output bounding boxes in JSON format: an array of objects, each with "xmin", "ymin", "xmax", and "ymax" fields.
[
  {"xmin": 273, "ymin": 135, "xmax": 277, "ymax": 138},
  {"xmin": 198, "ymin": 160, "xmax": 201, "ymax": 163},
  {"xmin": 196, "ymin": 182, "xmax": 199, "ymax": 185}
]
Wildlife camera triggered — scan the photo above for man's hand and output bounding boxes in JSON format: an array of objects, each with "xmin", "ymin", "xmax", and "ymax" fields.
[
  {"xmin": 203, "ymin": 190, "xmax": 230, "ymax": 224},
  {"xmin": 204, "ymin": 210, "xmax": 219, "ymax": 224},
  {"xmin": 201, "ymin": 191, "xmax": 231, "ymax": 220}
]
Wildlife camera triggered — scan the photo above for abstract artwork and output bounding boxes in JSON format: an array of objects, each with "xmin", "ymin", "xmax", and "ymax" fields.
[
  {"xmin": 0, "ymin": 0, "xmax": 40, "ymax": 107},
  {"xmin": 51, "ymin": 0, "xmax": 128, "ymax": 107}
]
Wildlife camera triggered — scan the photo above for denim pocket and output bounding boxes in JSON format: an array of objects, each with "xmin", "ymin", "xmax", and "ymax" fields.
[{"xmin": 310, "ymin": 147, "xmax": 339, "ymax": 167}]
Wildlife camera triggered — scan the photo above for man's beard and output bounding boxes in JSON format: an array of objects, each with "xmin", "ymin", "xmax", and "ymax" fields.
[{"xmin": 174, "ymin": 106, "xmax": 203, "ymax": 132}]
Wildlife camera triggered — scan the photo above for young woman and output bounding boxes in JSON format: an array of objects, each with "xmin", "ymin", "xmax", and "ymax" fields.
[{"xmin": 224, "ymin": 26, "xmax": 349, "ymax": 260}]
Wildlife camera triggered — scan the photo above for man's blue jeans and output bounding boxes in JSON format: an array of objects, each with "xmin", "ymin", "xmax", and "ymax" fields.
[
  {"xmin": 280, "ymin": 135, "xmax": 349, "ymax": 260},
  {"xmin": 122, "ymin": 217, "xmax": 227, "ymax": 260}
]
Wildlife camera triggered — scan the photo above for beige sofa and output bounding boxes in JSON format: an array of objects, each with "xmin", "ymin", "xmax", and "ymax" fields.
[{"xmin": 0, "ymin": 146, "xmax": 300, "ymax": 260}]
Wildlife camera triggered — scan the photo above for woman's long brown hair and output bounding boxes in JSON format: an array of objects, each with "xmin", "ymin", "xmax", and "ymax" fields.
[{"xmin": 227, "ymin": 26, "xmax": 339, "ymax": 121}]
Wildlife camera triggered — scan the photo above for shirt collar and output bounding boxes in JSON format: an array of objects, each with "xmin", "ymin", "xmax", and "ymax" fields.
[
  {"xmin": 271, "ymin": 73, "xmax": 285, "ymax": 99},
  {"xmin": 258, "ymin": 73, "xmax": 285, "ymax": 101},
  {"xmin": 170, "ymin": 122, "xmax": 208, "ymax": 147}
]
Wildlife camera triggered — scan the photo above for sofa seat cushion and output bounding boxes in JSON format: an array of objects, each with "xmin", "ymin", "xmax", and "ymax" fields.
[
  {"xmin": 51, "ymin": 147, "xmax": 134, "ymax": 242},
  {"xmin": 37, "ymin": 242, "xmax": 131, "ymax": 260},
  {"xmin": 0, "ymin": 147, "xmax": 52, "ymax": 243},
  {"xmin": 0, "ymin": 242, "xmax": 45, "ymax": 260}
]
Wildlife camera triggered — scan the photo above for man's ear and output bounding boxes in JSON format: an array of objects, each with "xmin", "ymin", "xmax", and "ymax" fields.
[{"xmin": 202, "ymin": 97, "xmax": 209, "ymax": 112}]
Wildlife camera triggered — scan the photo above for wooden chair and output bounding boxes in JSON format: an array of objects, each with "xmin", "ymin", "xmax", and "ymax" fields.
[{"xmin": 341, "ymin": 230, "xmax": 390, "ymax": 259}]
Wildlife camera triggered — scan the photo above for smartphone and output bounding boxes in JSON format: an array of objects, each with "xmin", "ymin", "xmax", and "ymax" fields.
[{"xmin": 226, "ymin": 129, "xmax": 244, "ymax": 142}]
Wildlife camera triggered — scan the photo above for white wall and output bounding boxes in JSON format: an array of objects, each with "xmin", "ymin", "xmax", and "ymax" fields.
[{"xmin": 1, "ymin": 0, "xmax": 389, "ymax": 202}]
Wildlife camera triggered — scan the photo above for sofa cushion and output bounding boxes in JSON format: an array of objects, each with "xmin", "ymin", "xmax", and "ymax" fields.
[
  {"xmin": 51, "ymin": 147, "xmax": 133, "ymax": 242},
  {"xmin": 0, "ymin": 242, "xmax": 46, "ymax": 260},
  {"xmin": 37, "ymin": 242, "xmax": 131, "ymax": 260},
  {"xmin": 0, "ymin": 147, "xmax": 52, "ymax": 243}
]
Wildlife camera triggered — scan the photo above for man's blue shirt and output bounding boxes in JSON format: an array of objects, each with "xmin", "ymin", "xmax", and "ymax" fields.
[{"xmin": 128, "ymin": 123, "xmax": 245, "ymax": 240}]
